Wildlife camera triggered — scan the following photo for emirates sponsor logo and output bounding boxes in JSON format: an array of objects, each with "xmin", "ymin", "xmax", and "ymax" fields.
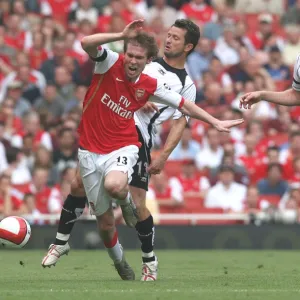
[{"xmin": 101, "ymin": 93, "xmax": 133, "ymax": 119}]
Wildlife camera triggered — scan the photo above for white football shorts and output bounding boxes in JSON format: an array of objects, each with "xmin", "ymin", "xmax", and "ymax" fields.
[{"xmin": 78, "ymin": 145, "xmax": 139, "ymax": 216}]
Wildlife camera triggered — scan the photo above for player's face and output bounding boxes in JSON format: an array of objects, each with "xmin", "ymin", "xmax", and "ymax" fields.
[
  {"xmin": 124, "ymin": 43, "xmax": 150, "ymax": 82},
  {"xmin": 164, "ymin": 26, "xmax": 187, "ymax": 58}
]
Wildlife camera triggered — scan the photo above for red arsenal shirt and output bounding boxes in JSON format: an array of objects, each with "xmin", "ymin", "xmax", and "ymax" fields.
[{"xmin": 78, "ymin": 48, "xmax": 184, "ymax": 154}]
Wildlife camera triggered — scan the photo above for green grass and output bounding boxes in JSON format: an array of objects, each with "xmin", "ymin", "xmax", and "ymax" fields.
[{"xmin": 0, "ymin": 250, "xmax": 300, "ymax": 300}]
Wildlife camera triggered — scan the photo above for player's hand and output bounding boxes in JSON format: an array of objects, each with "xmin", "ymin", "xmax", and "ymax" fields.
[
  {"xmin": 148, "ymin": 156, "xmax": 167, "ymax": 175},
  {"xmin": 240, "ymin": 91, "xmax": 262, "ymax": 109},
  {"xmin": 213, "ymin": 119, "xmax": 244, "ymax": 133},
  {"xmin": 140, "ymin": 102, "xmax": 159, "ymax": 113},
  {"xmin": 122, "ymin": 19, "xmax": 144, "ymax": 39}
]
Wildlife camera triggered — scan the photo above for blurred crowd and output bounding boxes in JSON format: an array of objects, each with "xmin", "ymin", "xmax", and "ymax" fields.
[{"xmin": 1, "ymin": 0, "xmax": 300, "ymax": 224}]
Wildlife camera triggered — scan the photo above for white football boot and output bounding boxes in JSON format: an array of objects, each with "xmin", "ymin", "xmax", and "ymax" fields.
[
  {"xmin": 141, "ymin": 257, "xmax": 158, "ymax": 281},
  {"xmin": 41, "ymin": 243, "xmax": 70, "ymax": 268}
]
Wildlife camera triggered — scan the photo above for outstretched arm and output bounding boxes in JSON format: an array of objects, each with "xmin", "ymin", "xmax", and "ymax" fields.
[
  {"xmin": 240, "ymin": 89, "xmax": 300, "ymax": 109},
  {"xmin": 81, "ymin": 19, "xmax": 144, "ymax": 57},
  {"xmin": 179, "ymin": 100, "xmax": 244, "ymax": 132}
]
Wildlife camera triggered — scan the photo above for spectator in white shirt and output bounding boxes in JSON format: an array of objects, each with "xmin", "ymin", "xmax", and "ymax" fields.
[
  {"xmin": 205, "ymin": 165, "xmax": 247, "ymax": 212},
  {"xmin": 169, "ymin": 125, "xmax": 201, "ymax": 160},
  {"xmin": 214, "ymin": 23, "xmax": 240, "ymax": 67},
  {"xmin": 147, "ymin": 0, "xmax": 178, "ymax": 29},
  {"xmin": 195, "ymin": 127, "xmax": 224, "ymax": 170}
]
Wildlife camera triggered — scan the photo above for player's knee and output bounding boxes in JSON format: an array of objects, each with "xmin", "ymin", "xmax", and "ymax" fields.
[
  {"xmin": 70, "ymin": 177, "xmax": 85, "ymax": 197},
  {"xmin": 104, "ymin": 178, "xmax": 128, "ymax": 199}
]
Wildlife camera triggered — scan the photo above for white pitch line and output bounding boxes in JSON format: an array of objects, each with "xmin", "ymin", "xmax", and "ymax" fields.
[{"xmin": 1, "ymin": 289, "xmax": 300, "ymax": 293}]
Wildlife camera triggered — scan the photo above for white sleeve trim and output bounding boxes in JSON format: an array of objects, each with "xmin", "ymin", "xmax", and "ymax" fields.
[{"xmin": 93, "ymin": 48, "xmax": 119, "ymax": 74}]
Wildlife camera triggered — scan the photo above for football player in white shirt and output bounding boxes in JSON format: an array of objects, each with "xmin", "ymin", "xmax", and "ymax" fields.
[
  {"xmin": 240, "ymin": 55, "xmax": 300, "ymax": 108},
  {"xmin": 41, "ymin": 19, "xmax": 243, "ymax": 280}
]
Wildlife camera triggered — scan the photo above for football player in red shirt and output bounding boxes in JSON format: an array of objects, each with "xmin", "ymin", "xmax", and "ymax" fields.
[{"xmin": 42, "ymin": 19, "xmax": 243, "ymax": 279}]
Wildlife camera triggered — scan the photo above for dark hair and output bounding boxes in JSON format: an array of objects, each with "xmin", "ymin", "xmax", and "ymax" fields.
[
  {"xmin": 172, "ymin": 19, "xmax": 200, "ymax": 55},
  {"xmin": 267, "ymin": 145, "xmax": 279, "ymax": 153},
  {"xmin": 124, "ymin": 32, "xmax": 158, "ymax": 59},
  {"xmin": 58, "ymin": 127, "xmax": 73, "ymax": 138},
  {"xmin": 6, "ymin": 147, "xmax": 22, "ymax": 164}
]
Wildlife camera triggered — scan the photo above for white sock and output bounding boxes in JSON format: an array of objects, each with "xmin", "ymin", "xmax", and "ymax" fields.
[
  {"xmin": 104, "ymin": 232, "xmax": 123, "ymax": 263},
  {"xmin": 56, "ymin": 233, "xmax": 70, "ymax": 243},
  {"xmin": 142, "ymin": 251, "xmax": 154, "ymax": 258}
]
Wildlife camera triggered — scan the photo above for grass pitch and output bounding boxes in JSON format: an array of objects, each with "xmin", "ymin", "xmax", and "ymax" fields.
[{"xmin": 0, "ymin": 250, "xmax": 300, "ymax": 300}]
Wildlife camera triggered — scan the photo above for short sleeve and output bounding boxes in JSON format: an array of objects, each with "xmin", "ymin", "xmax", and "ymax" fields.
[
  {"xmin": 152, "ymin": 79, "xmax": 184, "ymax": 109},
  {"xmin": 92, "ymin": 48, "xmax": 119, "ymax": 74}
]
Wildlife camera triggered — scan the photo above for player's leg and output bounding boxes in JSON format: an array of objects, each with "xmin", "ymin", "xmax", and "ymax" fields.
[
  {"xmin": 42, "ymin": 166, "xmax": 87, "ymax": 267},
  {"xmin": 129, "ymin": 131, "xmax": 158, "ymax": 281},
  {"xmin": 96, "ymin": 206, "xmax": 135, "ymax": 280},
  {"xmin": 55, "ymin": 166, "xmax": 87, "ymax": 245},
  {"xmin": 103, "ymin": 145, "xmax": 139, "ymax": 227}
]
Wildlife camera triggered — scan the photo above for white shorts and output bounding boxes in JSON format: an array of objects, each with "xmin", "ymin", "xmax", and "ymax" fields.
[{"xmin": 78, "ymin": 145, "xmax": 139, "ymax": 216}]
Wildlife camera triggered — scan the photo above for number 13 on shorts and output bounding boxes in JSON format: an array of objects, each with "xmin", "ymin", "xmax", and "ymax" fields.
[{"xmin": 117, "ymin": 156, "xmax": 128, "ymax": 165}]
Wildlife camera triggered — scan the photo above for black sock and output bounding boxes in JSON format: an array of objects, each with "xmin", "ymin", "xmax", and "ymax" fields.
[
  {"xmin": 55, "ymin": 194, "xmax": 87, "ymax": 245},
  {"xmin": 135, "ymin": 215, "xmax": 155, "ymax": 262}
]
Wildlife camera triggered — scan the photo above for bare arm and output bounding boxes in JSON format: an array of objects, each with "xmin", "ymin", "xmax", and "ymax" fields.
[
  {"xmin": 179, "ymin": 100, "xmax": 244, "ymax": 132},
  {"xmin": 240, "ymin": 89, "xmax": 300, "ymax": 109},
  {"xmin": 81, "ymin": 19, "xmax": 144, "ymax": 58},
  {"xmin": 148, "ymin": 117, "xmax": 187, "ymax": 174}
]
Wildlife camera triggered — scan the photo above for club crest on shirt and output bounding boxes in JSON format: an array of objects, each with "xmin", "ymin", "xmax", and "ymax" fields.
[{"xmin": 135, "ymin": 88, "xmax": 145, "ymax": 100}]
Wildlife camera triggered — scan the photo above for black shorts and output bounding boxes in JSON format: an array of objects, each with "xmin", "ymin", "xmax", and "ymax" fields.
[{"xmin": 130, "ymin": 126, "xmax": 151, "ymax": 191}]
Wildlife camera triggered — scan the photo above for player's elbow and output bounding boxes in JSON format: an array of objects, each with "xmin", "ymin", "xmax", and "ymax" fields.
[{"xmin": 80, "ymin": 37, "xmax": 90, "ymax": 51}]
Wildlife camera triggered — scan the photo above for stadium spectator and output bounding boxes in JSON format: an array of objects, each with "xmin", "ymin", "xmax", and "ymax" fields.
[
  {"xmin": 282, "ymin": 25, "xmax": 300, "ymax": 66},
  {"xmin": 169, "ymin": 125, "xmax": 201, "ymax": 160},
  {"xmin": 5, "ymin": 146, "xmax": 31, "ymax": 185},
  {"xmin": 280, "ymin": 131, "xmax": 300, "ymax": 165},
  {"xmin": 248, "ymin": 13, "xmax": 284, "ymax": 51},
  {"xmin": 186, "ymin": 37, "xmax": 213, "ymax": 89},
  {"xmin": 68, "ymin": 0, "xmax": 99, "ymax": 29},
  {"xmin": 281, "ymin": 0, "xmax": 300, "ymax": 25},
  {"xmin": 169, "ymin": 158, "xmax": 211, "ymax": 200},
  {"xmin": 195, "ymin": 127, "xmax": 224, "ymax": 170},
  {"xmin": 214, "ymin": 22, "xmax": 240, "ymax": 66},
  {"xmin": 21, "ymin": 166, "xmax": 62, "ymax": 215},
  {"xmin": 150, "ymin": 171, "xmax": 184, "ymax": 213},
  {"xmin": 0, "ymin": 172, "xmax": 25, "ymax": 216},
  {"xmin": 3, "ymin": 13, "xmax": 32, "ymax": 51},
  {"xmin": 257, "ymin": 163, "xmax": 289, "ymax": 197},
  {"xmin": 64, "ymin": 84, "xmax": 87, "ymax": 114},
  {"xmin": 179, "ymin": 0, "xmax": 218, "ymax": 25},
  {"xmin": 147, "ymin": 0, "xmax": 178, "ymax": 29},
  {"xmin": 40, "ymin": 37, "xmax": 80, "ymax": 83},
  {"xmin": 210, "ymin": 153, "xmax": 248, "ymax": 185},
  {"xmin": 11, "ymin": 111, "xmax": 53, "ymax": 151},
  {"xmin": 204, "ymin": 164, "xmax": 247, "ymax": 212},
  {"xmin": 244, "ymin": 186, "xmax": 260, "ymax": 213},
  {"xmin": 27, "ymin": 31, "xmax": 50, "ymax": 70},
  {"xmin": 52, "ymin": 128, "xmax": 77, "ymax": 176},
  {"xmin": 34, "ymin": 83, "xmax": 65, "ymax": 120},
  {"xmin": 264, "ymin": 46, "xmax": 292, "ymax": 81},
  {"xmin": 209, "ymin": 56, "xmax": 233, "ymax": 94}
]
